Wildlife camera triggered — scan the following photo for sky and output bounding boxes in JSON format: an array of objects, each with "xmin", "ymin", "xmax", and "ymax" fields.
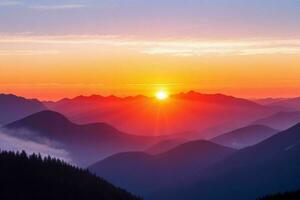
[{"xmin": 0, "ymin": 0, "xmax": 300, "ymax": 100}]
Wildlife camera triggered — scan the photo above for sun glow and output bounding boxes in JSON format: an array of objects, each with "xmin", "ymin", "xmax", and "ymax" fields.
[{"xmin": 155, "ymin": 90, "xmax": 169, "ymax": 100}]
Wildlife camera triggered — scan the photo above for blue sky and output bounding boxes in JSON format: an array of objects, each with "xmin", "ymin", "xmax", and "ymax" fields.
[{"xmin": 1, "ymin": 0, "xmax": 300, "ymax": 38}]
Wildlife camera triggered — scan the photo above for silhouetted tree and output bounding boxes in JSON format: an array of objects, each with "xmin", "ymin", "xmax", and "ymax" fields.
[
  {"xmin": 260, "ymin": 190, "xmax": 300, "ymax": 200},
  {"xmin": 0, "ymin": 150, "xmax": 142, "ymax": 200}
]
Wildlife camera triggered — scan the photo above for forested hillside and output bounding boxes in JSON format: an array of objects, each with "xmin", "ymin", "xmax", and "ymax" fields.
[
  {"xmin": 0, "ymin": 150, "xmax": 141, "ymax": 200},
  {"xmin": 261, "ymin": 190, "xmax": 300, "ymax": 200}
]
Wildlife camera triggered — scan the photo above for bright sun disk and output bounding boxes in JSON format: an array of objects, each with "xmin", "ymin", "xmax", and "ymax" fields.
[{"xmin": 155, "ymin": 90, "xmax": 169, "ymax": 100}]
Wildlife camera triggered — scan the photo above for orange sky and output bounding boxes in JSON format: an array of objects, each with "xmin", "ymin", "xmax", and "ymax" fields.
[
  {"xmin": 1, "ymin": 35, "xmax": 300, "ymax": 100},
  {"xmin": 1, "ymin": 0, "xmax": 300, "ymax": 100}
]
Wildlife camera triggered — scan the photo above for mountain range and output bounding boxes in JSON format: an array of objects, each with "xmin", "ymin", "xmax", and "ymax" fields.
[
  {"xmin": 151, "ymin": 122, "xmax": 300, "ymax": 200},
  {"xmin": 88, "ymin": 122, "xmax": 300, "ymax": 200},
  {"xmin": 4, "ymin": 110, "xmax": 159, "ymax": 166},
  {"xmin": 45, "ymin": 91, "xmax": 286, "ymax": 138},
  {"xmin": 1, "ymin": 92, "xmax": 300, "ymax": 200},
  {"xmin": 89, "ymin": 140, "xmax": 236, "ymax": 196}
]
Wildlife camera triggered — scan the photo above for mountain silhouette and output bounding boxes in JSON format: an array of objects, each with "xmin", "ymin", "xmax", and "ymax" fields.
[
  {"xmin": 5, "ymin": 110, "xmax": 129, "ymax": 142},
  {"xmin": 0, "ymin": 150, "xmax": 140, "ymax": 200},
  {"xmin": 4, "ymin": 110, "xmax": 158, "ymax": 166},
  {"xmin": 211, "ymin": 125, "xmax": 279, "ymax": 149},
  {"xmin": 252, "ymin": 111, "xmax": 300, "ymax": 130},
  {"xmin": 0, "ymin": 94, "xmax": 46, "ymax": 125},
  {"xmin": 89, "ymin": 140, "xmax": 236, "ymax": 196},
  {"xmin": 152, "ymin": 122, "xmax": 300, "ymax": 200},
  {"xmin": 172, "ymin": 91, "xmax": 261, "ymax": 106},
  {"xmin": 45, "ymin": 91, "xmax": 285, "ymax": 138}
]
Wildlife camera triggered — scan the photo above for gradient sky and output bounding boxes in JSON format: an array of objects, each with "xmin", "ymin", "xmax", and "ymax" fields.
[{"xmin": 0, "ymin": 0, "xmax": 300, "ymax": 100}]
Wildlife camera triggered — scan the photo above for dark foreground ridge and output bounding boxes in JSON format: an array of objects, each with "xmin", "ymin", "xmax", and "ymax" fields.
[
  {"xmin": 0, "ymin": 150, "xmax": 141, "ymax": 200},
  {"xmin": 260, "ymin": 189, "xmax": 300, "ymax": 200}
]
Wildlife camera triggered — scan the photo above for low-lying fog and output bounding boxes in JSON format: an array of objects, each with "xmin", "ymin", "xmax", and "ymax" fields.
[{"xmin": 0, "ymin": 128, "xmax": 72, "ymax": 163}]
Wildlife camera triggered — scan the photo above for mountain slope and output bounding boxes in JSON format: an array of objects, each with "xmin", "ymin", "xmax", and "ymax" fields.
[
  {"xmin": 4, "ymin": 110, "xmax": 157, "ymax": 166},
  {"xmin": 0, "ymin": 150, "xmax": 140, "ymax": 200},
  {"xmin": 0, "ymin": 94, "xmax": 46, "ymax": 124},
  {"xmin": 269, "ymin": 97, "xmax": 300, "ymax": 110},
  {"xmin": 252, "ymin": 111, "xmax": 300, "ymax": 130},
  {"xmin": 89, "ymin": 140, "xmax": 236, "ymax": 196},
  {"xmin": 153, "ymin": 122, "xmax": 300, "ymax": 200},
  {"xmin": 5, "ymin": 110, "xmax": 129, "ymax": 143},
  {"xmin": 211, "ymin": 125, "xmax": 279, "ymax": 149},
  {"xmin": 146, "ymin": 139, "xmax": 187, "ymax": 154},
  {"xmin": 253, "ymin": 98, "xmax": 289, "ymax": 105}
]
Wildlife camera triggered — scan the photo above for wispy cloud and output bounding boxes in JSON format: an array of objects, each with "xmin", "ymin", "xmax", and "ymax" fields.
[
  {"xmin": 0, "ymin": 2, "xmax": 86, "ymax": 10},
  {"xmin": 0, "ymin": 50, "xmax": 61, "ymax": 56},
  {"xmin": 30, "ymin": 4, "xmax": 86, "ymax": 10},
  {"xmin": 1, "ymin": 35, "xmax": 300, "ymax": 56},
  {"xmin": 142, "ymin": 42, "xmax": 300, "ymax": 57},
  {"xmin": 0, "ymin": 1, "xmax": 22, "ymax": 6}
]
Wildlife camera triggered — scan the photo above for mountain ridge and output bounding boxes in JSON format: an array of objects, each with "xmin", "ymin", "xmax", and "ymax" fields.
[
  {"xmin": 0, "ymin": 93, "xmax": 46, "ymax": 124},
  {"xmin": 45, "ymin": 91, "xmax": 284, "ymax": 137},
  {"xmin": 152, "ymin": 122, "xmax": 300, "ymax": 200},
  {"xmin": 89, "ymin": 140, "xmax": 236, "ymax": 196},
  {"xmin": 252, "ymin": 111, "xmax": 300, "ymax": 130},
  {"xmin": 211, "ymin": 124, "xmax": 279, "ymax": 149},
  {"xmin": 4, "ymin": 110, "xmax": 158, "ymax": 166}
]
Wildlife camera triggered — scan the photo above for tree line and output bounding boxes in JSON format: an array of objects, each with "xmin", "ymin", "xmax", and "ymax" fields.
[{"xmin": 0, "ymin": 150, "xmax": 142, "ymax": 200}]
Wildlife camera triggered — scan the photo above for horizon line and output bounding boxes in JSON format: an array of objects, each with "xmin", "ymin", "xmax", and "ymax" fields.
[{"xmin": 1, "ymin": 91, "xmax": 299, "ymax": 102}]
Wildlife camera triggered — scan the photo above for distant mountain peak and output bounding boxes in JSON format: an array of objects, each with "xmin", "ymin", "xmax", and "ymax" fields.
[
  {"xmin": 0, "ymin": 93, "xmax": 46, "ymax": 124},
  {"xmin": 89, "ymin": 138, "xmax": 236, "ymax": 196},
  {"xmin": 0, "ymin": 93, "xmax": 40, "ymax": 102},
  {"xmin": 172, "ymin": 91, "xmax": 261, "ymax": 106},
  {"xmin": 53, "ymin": 94, "xmax": 149, "ymax": 104},
  {"xmin": 4, "ymin": 110, "xmax": 122, "ymax": 135},
  {"xmin": 4, "ymin": 109, "xmax": 157, "ymax": 166},
  {"xmin": 10, "ymin": 110, "xmax": 71, "ymax": 124}
]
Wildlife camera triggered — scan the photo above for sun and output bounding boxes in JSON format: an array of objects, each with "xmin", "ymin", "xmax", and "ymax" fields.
[{"xmin": 155, "ymin": 90, "xmax": 169, "ymax": 100}]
